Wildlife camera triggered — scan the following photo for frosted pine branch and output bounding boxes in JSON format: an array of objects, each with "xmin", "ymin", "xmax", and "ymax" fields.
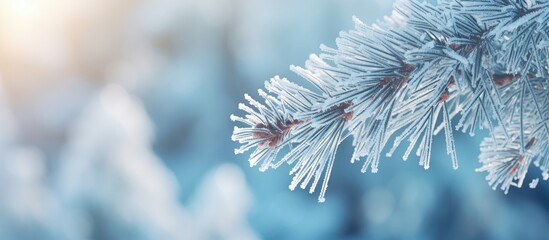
[{"xmin": 232, "ymin": 0, "xmax": 549, "ymax": 202}]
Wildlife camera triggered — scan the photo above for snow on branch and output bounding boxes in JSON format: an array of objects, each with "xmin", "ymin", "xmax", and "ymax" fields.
[{"xmin": 232, "ymin": 0, "xmax": 549, "ymax": 202}]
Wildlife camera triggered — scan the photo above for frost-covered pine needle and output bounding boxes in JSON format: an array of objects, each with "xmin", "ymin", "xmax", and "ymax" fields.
[{"xmin": 232, "ymin": 0, "xmax": 549, "ymax": 201}]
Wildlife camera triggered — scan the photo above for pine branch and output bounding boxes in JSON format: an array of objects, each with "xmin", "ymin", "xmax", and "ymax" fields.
[{"xmin": 232, "ymin": 0, "xmax": 549, "ymax": 202}]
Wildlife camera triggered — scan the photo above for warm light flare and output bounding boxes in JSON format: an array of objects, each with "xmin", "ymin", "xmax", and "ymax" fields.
[{"xmin": 0, "ymin": 0, "xmax": 49, "ymax": 26}]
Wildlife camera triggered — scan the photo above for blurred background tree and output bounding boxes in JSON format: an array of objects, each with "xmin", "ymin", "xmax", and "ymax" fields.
[{"xmin": 0, "ymin": 0, "xmax": 547, "ymax": 239}]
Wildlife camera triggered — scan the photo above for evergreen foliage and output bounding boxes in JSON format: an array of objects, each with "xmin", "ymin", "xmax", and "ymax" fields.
[{"xmin": 232, "ymin": 0, "xmax": 549, "ymax": 202}]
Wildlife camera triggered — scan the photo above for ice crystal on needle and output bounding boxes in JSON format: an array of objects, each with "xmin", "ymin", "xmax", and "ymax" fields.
[{"xmin": 232, "ymin": 0, "xmax": 549, "ymax": 202}]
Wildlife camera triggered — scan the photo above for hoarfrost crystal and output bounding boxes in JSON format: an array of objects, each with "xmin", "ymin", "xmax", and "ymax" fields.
[{"xmin": 232, "ymin": 0, "xmax": 549, "ymax": 202}]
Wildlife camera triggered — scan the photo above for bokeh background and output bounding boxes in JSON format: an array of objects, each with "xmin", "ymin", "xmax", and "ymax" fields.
[{"xmin": 0, "ymin": 0, "xmax": 548, "ymax": 239}]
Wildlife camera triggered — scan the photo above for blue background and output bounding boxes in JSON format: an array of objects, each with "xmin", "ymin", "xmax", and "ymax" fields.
[{"xmin": 0, "ymin": 0, "xmax": 547, "ymax": 239}]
